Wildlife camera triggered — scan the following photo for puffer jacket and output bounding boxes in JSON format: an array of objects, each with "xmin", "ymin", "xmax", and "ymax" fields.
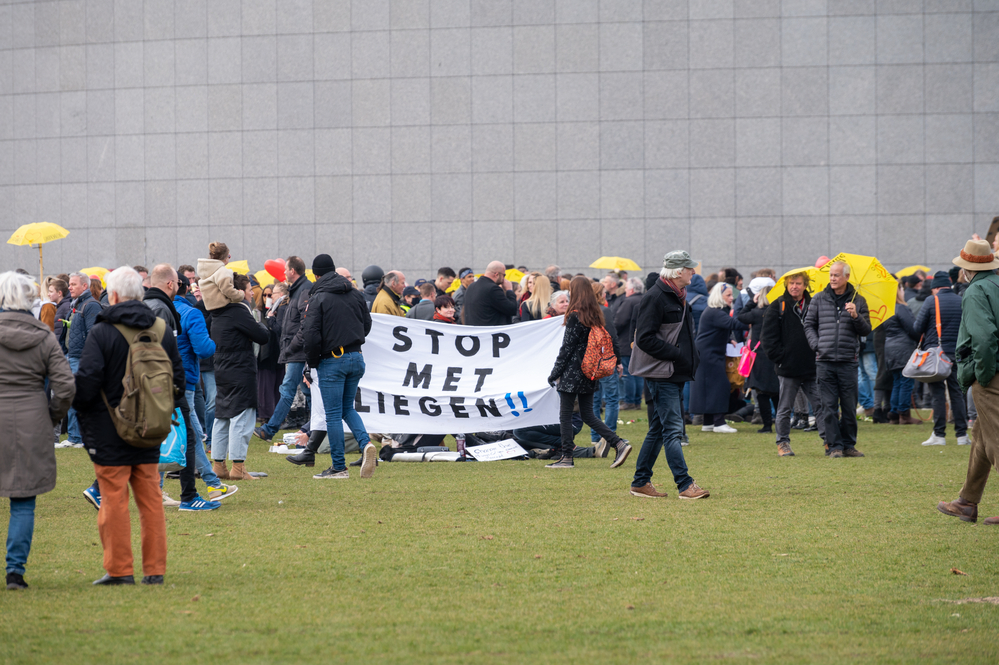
[
  {"xmin": 913, "ymin": 287, "xmax": 962, "ymax": 357},
  {"xmin": 174, "ymin": 295, "xmax": 216, "ymax": 390},
  {"xmin": 0, "ymin": 311, "xmax": 75, "ymax": 497},
  {"xmin": 279, "ymin": 274, "xmax": 312, "ymax": 363},
  {"xmin": 304, "ymin": 273, "xmax": 372, "ymax": 368},
  {"xmin": 882, "ymin": 303, "xmax": 919, "ymax": 371},
  {"xmin": 803, "ymin": 283, "xmax": 872, "ymax": 362}
]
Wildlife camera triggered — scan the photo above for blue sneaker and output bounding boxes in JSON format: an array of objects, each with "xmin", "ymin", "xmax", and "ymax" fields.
[
  {"xmin": 83, "ymin": 486, "xmax": 101, "ymax": 510},
  {"xmin": 178, "ymin": 497, "xmax": 221, "ymax": 511}
]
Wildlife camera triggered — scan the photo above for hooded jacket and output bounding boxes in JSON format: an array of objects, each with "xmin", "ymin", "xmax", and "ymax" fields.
[
  {"xmin": 196, "ymin": 258, "xmax": 245, "ymax": 311},
  {"xmin": 73, "ymin": 300, "xmax": 186, "ymax": 467},
  {"xmin": 803, "ymin": 283, "xmax": 872, "ymax": 362},
  {"xmin": 211, "ymin": 302, "xmax": 270, "ymax": 419},
  {"xmin": 279, "ymin": 273, "xmax": 312, "ymax": 364},
  {"xmin": 760, "ymin": 291, "xmax": 817, "ymax": 378},
  {"xmin": 304, "ymin": 273, "xmax": 372, "ymax": 368},
  {"xmin": 66, "ymin": 289, "xmax": 104, "ymax": 360},
  {"xmin": 0, "ymin": 312, "xmax": 75, "ymax": 497},
  {"xmin": 174, "ymin": 295, "xmax": 216, "ymax": 390}
]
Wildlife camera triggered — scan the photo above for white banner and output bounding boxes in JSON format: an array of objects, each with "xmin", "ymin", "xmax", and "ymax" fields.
[{"xmin": 352, "ymin": 315, "xmax": 566, "ymax": 434}]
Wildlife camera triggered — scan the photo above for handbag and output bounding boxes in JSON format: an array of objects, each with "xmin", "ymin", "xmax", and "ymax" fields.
[
  {"xmin": 158, "ymin": 408, "xmax": 188, "ymax": 472},
  {"xmin": 738, "ymin": 341, "xmax": 761, "ymax": 378},
  {"xmin": 902, "ymin": 295, "xmax": 953, "ymax": 383}
]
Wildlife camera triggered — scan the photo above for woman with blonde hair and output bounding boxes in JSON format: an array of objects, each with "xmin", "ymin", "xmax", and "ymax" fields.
[{"xmin": 519, "ymin": 272, "xmax": 552, "ymax": 322}]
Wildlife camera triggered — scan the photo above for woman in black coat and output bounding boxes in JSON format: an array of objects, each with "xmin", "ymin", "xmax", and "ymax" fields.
[
  {"xmin": 210, "ymin": 276, "xmax": 270, "ymax": 481},
  {"xmin": 547, "ymin": 276, "xmax": 631, "ymax": 469},
  {"xmin": 882, "ymin": 282, "xmax": 920, "ymax": 423},
  {"xmin": 737, "ymin": 286, "xmax": 780, "ymax": 433},
  {"xmin": 689, "ymin": 282, "xmax": 749, "ymax": 433}
]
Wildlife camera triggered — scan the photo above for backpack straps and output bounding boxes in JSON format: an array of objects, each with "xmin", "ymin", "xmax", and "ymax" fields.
[{"xmin": 934, "ymin": 294, "xmax": 942, "ymax": 341}]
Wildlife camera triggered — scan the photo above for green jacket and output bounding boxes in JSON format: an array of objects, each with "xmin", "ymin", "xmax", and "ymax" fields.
[{"xmin": 955, "ymin": 271, "xmax": 999, "ymax": 390}]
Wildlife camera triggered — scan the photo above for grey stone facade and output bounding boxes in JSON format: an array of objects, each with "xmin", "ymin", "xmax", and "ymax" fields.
[{"xmin": 1, "ymin": 0, "xmax": 996, "ymax": 279}]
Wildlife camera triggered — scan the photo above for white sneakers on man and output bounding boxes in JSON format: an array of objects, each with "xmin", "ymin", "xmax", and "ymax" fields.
[
  {"xmin": 921, "ymin": 434, "xmax": 946, "ymax": 446},
  {"xmin": 713, "ymin": 424, "xmax": 738, "ymax": 433},
  {"xmin": 956, "ymin": 435, "xmax": 972, "ymax": 446},
  {"xmin": 701, "ymin": 425, "xmax": 714, "ymax": 432}
]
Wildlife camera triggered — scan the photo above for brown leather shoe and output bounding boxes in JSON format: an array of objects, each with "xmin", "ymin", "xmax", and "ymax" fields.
[
  {"xmin": 843, "ymin": 447, "xmax": 865, "ymax": 457},
  {"xmin": 229, "ymin": 461, "xmax": 259, "ymax": 480},
  {"xmin": 678, "ymin": 483, "xmax": 709, "ymax": 500},
  {"xmin": 829, "ymin": 449, "xmax": 844, "ymax": 458},
  {"xmin": 899, "ymin": 409, "xmax": 920, "ymax": 425},
  {"xmin": 630, "ymin": 482, "xmax": 667, "ymax": 498},
  {"xmin": 212, "ymin": 460, "xmax": 229, "ymax": 480},
  {"xmin": 937, "ymin": 498, "xmax": 978, "ymax": 523},
  {"xmin": 776, "ymin": 442, "xmax": 795, "ymax": 457},
  {"xmin": 983, "ymin": 516, "xmax": 999, "ymax": 525}
]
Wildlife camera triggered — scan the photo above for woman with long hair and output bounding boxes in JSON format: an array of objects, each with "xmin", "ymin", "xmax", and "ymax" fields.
[
  {"xmin": 519, "ymin": 272, "xmax": 552, "ymax": 322},
  {"xmin": 546, "ymin": 276, "xmax": 632, "ymax": 469}
]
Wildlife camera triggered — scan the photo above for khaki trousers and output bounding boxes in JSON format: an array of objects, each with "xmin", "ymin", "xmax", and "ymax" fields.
[
  {"xmin": 94, "ymin": 463, "xmax": 167, "ymax": 577},
  {"xmin": 960, "ymin": 374, "xmax": 999, "ymax": 504}
]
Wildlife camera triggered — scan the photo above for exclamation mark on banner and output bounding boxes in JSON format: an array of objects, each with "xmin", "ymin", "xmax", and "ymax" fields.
[
  {"xmin": 518, "ymin": 392, "xmax": 532, "ymax": 414},
  {"xmin": 504, "ymin": 393, "xmax": 519, "ymax": 416}
]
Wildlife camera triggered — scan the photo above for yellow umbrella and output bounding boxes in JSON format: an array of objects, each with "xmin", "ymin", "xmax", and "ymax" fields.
[
  {"xmin": 767, "ymin": 266, "xmax": 828, "ymax": 301},
  {"xmin": 305, "ymin": 269, "xmax": 316, "ymax": 282},
  {"xmin": 254, "ymin": 269, "xmax": 276, "ymax": 287},
  {"xmin": 820, "ymin": 253, "xmax": 898, "ymax": 329},
  {"xmin": 228, "ymin": 259, "xmax": 250, "ymax": 274},
  {"xmin": 896, "ymin": 264, "xmax": 930, "ymax": 278},
  {"xmin": 590, "ymin": 256, "xmax": 642, "ymax": 272},
  {"xmin": 506, "ymin": 268, "xmax": 525, "ymax": 283},
  {"xmin": 79, "ymin": 266, "xmax": 110, "ymax": 288},
  {"xmin": 7, "ymin": 222, "xmax": 70, "ymax": 285},
  {"xmin": 446, "ymin": 277, "xmax": 460, "ymax": 294}
]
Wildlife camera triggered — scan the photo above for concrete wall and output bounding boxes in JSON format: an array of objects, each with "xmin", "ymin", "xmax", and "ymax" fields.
[{"xmin": 1, "ymin": 0, "xmax": 996, "ymax": 280}]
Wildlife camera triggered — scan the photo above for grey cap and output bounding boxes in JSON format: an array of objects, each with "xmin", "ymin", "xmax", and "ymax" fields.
[{"xmin": 662, "ymin": 250, "xmax": 699, "ymax": 270}]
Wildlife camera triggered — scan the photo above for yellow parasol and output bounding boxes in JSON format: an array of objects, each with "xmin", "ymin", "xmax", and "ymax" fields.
[
  {"xmin": 79, "ymin": 266, "xmax": 110, "ymax": 288},
  {"xmin": 819, "ymin": 253, "xmax": 897, "ymax": 329},
  {"xmin": 227, "ymin": 259, "xmax": 250, "ymax": 274},
  {"xmin": 589, "ymin": 256, "xmax": 642, "ymax": 272},
  {"xmin": 7, "ymin": 222, "xmax": 70, "ymax": 285},
  {"xmin": 254, "ymin": 269, "xmax": 276, "ymax": 287},
  {"xmin": 767, "ymin": 266, "xmax": 828, "ymax": 301},
  {"xmin": 896, "ymin": 264, "xmax": 930, "ymax": 278}
]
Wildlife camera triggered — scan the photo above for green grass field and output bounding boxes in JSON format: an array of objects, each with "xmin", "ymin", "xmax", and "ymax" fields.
[{"xmin": 2, "ymin": 411, "xmax": 997, "ymax": 664}]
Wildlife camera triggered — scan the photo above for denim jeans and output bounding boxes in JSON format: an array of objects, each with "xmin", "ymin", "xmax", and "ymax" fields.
[
  {"xmin": 631, "ymin": 380, "xmax": 693, "ymax": 492},
  {"xmin": 260, "ymin": 361, "xmax": 309, "ymax": 437},
  {"xmin": 193, "ymin": 380, "xmax": 207, "ymax": 433},
  {"xmin": 211, "ymin": 408, "xmax": 257, "ymax": 462},
  {"xmin": 202, "ymin": 370, "xmax": 216, "ymax": 446},
  {"xmin": 186, "ymin": 389, "xmax": 220, "ymax": 487},
  {"xmin": 590, "ymin": 374, "xmax": 620, "ymax": 442},
  {"xmin": 619, "ymin": 355, "xmax": 644, "ymax": 406},
  {"xmin": 6, "ymin": 496, "xmax": 35, "ymax": 575},
  {"xmin": 857, "ymin": 352, "xmax": 877, "ymax": 410},
  {"xmin": 66, "ymin": 356, "xmax": 82, "ymax": 443},
  {"xmin": 890, "ymin": 369, "xmax": 914, "ymax": 414},
  {"xmin": 317, "ymin": 352, "xmax": 371, "ymax": 471}
]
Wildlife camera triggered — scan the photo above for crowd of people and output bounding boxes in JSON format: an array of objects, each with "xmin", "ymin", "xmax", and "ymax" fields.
[{"xmin": 4, "ymin": 233, "xmax": 999, "ymax": 590}]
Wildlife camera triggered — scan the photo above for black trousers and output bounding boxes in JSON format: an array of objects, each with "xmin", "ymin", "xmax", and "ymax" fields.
[
  {"xmin": 930, "ymin": 371, "xmax": 968, "ymax": 437},
  {"xmin": 816, "ymin": 360, "xmax": 859, "ymax": 451},
  {"xmin": 757, "ymin": 392, "xmax": 777, "ymax": 428},
  {"xmin": 178, "ymin": 404, "xmax": 198, "ymax": 503},
  {"xmin": 559, "ymin": 391, "xmax": 618, "ymax": 458}
]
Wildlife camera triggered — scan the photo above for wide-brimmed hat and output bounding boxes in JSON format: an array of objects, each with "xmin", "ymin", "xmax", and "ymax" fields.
[{"xmin": 953, "ymin": 239, "xmax": 999, "ymax": 271}]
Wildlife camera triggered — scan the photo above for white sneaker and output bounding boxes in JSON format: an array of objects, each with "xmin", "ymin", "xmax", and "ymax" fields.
[
  {"xmin": 55, "ymin": 440, "xmax": 74, "ymax": 449},
  {"xmin": 161, "ymin": 490, "xmax": 181, "ymax": 507},
  {"xmin": 360, "ymin": 442, "xmax": 377, "ymax": 478},
  {"xmin": 921, "ymin": 434, "xmax": 946, "ymax": 446},
  {"xmin": 713, "ymin": 424, "xmax": 738, "ymax": 433},
  {"xmin": 957, "ymin": 435, "xmax": 972, "ymax": 446},
  {"xmin": 701, "ymin": 425, "xmax": 714, "ymax": 432},
  {"xmin": 808, "ymin": 416, "xmax": 816, "ymax": 427}
]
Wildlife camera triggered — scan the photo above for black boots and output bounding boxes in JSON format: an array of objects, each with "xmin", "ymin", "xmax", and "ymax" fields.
[{"xmin": 286, "ymin": 430, "xmax": 326, "ymax": 467}]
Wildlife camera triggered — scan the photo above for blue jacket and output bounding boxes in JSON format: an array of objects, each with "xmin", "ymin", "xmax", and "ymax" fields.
[
  {"xmin": 66, "ymin": 290, "xmax": 104, "ymax": 360},
  {"xmin": 174, "ymin": 295, "xmax": 216, "ymax": 390},
  {"xmin": 686, "ymin": 274, "xmax": 709, "ymax": 334},
  {"xmin": 913, "ymin": 287, "xmax": 962, "ymax": 358}
]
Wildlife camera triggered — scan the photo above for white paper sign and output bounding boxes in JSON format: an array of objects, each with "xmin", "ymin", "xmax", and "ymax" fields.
[
  {"xmin": 348, "ymin": 315, "xmax": 566, "ymax": 434},
  {"xmin": 464, "ymin": 439, "xmax": 529, "ymax": 461}
]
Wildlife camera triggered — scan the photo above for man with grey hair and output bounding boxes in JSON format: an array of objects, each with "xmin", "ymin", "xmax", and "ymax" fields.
[
  {"xmin": 804, "ymin": 261, "xmax": 871, "ymax": 458},
  {"xmin": 62, "ymin": 271, "xmax": 105, "ymax": 448},
  {"xmin": 371, "ymin": 270, "xmax": 407, "ymax": 317},
  {"xmin": 462, "ymin": 261, "xmax": 517, "ymax": 326},
  {"xmin": 544, "ymin": 265, "xmax": 562, "ymax": 292},
  {"xmin": 614, "ymin": 277, "xmax": 646, "ymax": 410},
  {"xmin": 628, "ymin": 251, "xmax": 709, "ymax": 500}
]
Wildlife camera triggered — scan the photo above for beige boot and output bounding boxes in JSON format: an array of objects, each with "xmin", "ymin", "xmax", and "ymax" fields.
[
  {"xmin": 229, "ymin": 461, "xmax": 258, "ymax": 480},
  {"xmin": 212, "ymin": 460, "xmax": 230, "ymax": 480}
]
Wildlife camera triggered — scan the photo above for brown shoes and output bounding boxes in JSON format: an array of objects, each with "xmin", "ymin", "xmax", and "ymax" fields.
[
  {"xmin": 937, "ymin": 498, "xmax": 978, "ymax": 522},
  {"xmin": 212, "ymin": 460, "xmax": 229, "ymax": 480},
  {"xmin": 678, "ymin": 483, "xmax": 710, "ymax": 500},
  {"xmin": 776, "ymin": 442, "xmax": 795, "ymax": 457},
  {"xmin": 843, "ymin": 448, "xmax": 865, "ymax": 457},
  {"xmin": 898, "ymin": 409, "xmax": 920, "ymax": 425},
  {"xmin": 829, "ymin": 449, "xmax": 843, "ymax": 458},
  {"xmin": 228, "ymin": 461, "xmax": 259, "ymax": 480},
  {"xmin": 984, "ymin": 516, "xmax": 999, "ymax": 525},
  {"xmin": 630, "ymin": 483, "xmax": 667, "ymax": 498}
]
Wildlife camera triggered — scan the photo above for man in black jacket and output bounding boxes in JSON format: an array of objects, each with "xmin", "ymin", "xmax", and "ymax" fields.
[
  {"xmin": 462, "ymin": 261, "xmax": 518, "ymax": 326},
  {"xmin": 74, "ymin": 267, "xmax": 191, "ymax": 586},
  {"xmin": 614, "ymin": 278, "xmax": 645, "ymax": 409},
  {"xmin": 913, "ymin": 271, "xmax": 968, "ymax": 445},
  {"xmin": 629, "ymin": 251, "xmax": 709, "ymax": 500},
  {"xmin": 255, "ymin": 256, "xmax": 312, "ymax": 441},
  {"xmin": 803, "ymin": 261, "xmax": 872, "ymax": 458},
  {"xmin": 761, "ymin": 272, "xmax": 826, "ymax": 457},
  {"xmin": 303, "ymin": 254, "xmax": 376, "ymax": 479}
]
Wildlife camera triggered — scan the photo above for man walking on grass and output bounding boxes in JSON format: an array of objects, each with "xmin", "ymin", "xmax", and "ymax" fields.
[{"xmin": 938, "ymin": 239, "xmax": 999, "ymax": 525}]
